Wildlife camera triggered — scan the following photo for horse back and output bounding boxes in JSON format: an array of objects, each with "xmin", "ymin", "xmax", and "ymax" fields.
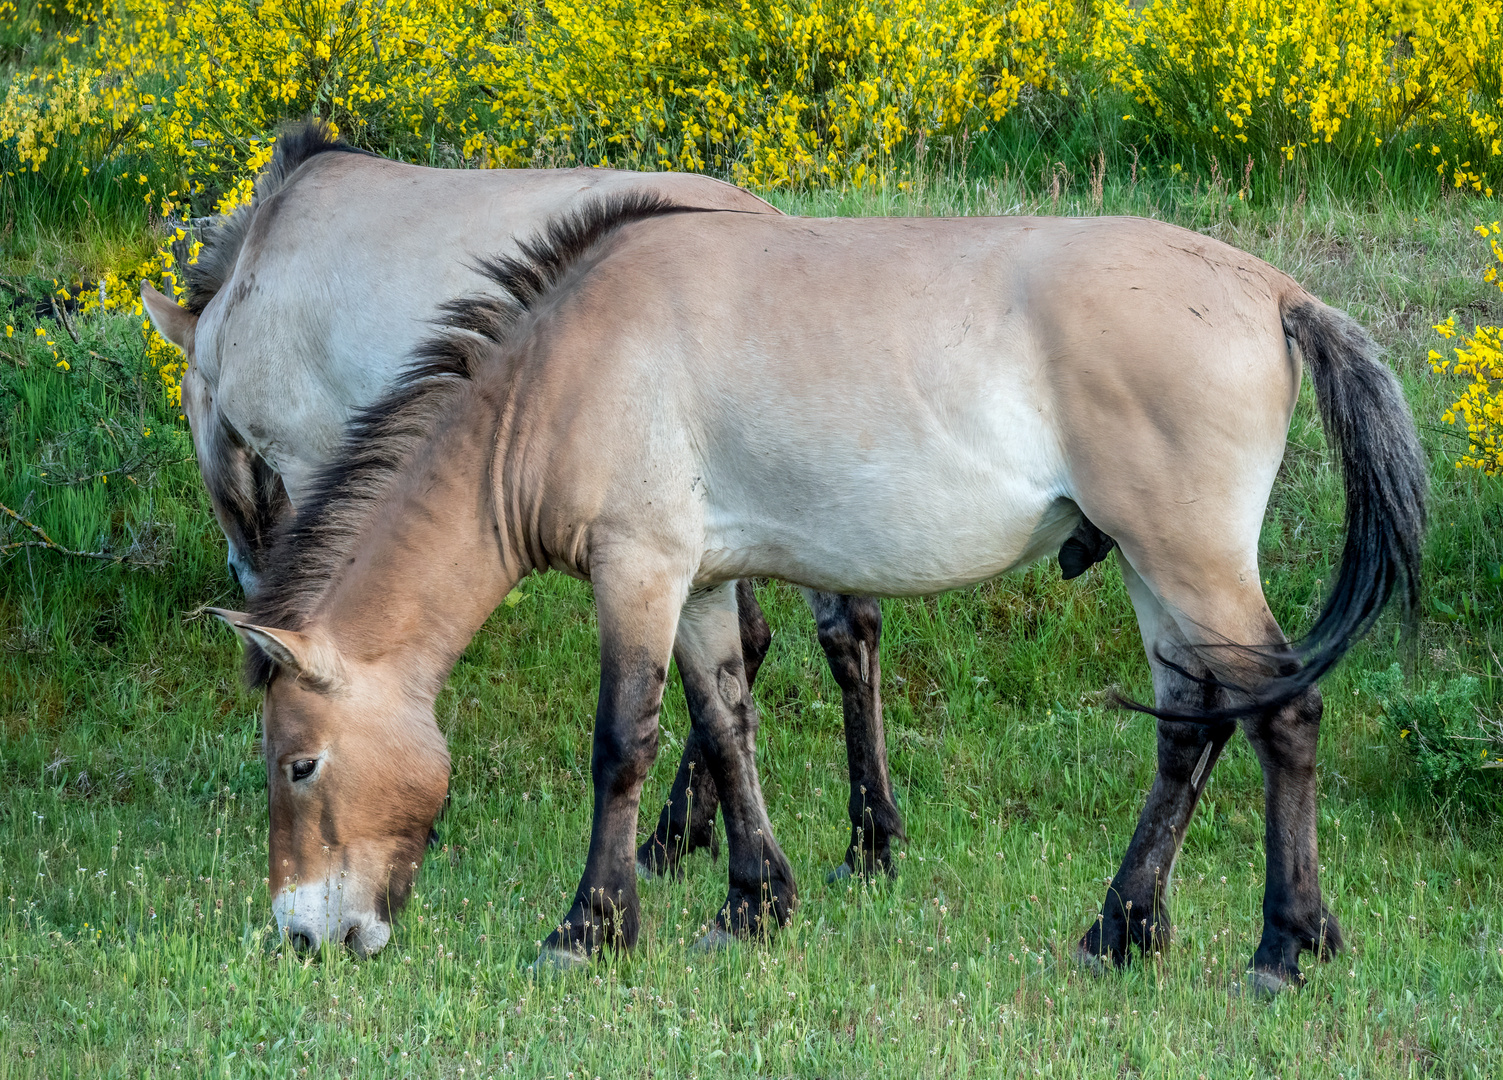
[
  {"xmin": 502, "ymin": 212, "xmax": 1305, "ymax": 595},
  {"xmin": 194, "ymin": 152, "xmax": 776, "ymax": 498}
]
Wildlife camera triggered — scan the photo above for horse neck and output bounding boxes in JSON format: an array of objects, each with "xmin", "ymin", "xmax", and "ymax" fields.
[{"xmin": 313, "ymin": 409, "xmax": 521, "ymax": 694}]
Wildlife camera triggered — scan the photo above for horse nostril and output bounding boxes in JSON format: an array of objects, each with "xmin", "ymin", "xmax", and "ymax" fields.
[
  {"xmin": 226, "ymin": 559, "xmax": 243, "ymax": 592},
  {"xmin": 288, "ymin": 930, "xmax": 316, "ymax": 954},
  {"xmin": 345, "ymin": 926, "xmax": 361, "ymax": 948}
]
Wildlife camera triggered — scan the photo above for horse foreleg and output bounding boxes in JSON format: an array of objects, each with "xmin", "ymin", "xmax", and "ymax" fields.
[
  {"xmin": 675, "ymin": 582, "xmax": 796, "ymax": 942},
  {"xmin": 804, "ymin": 590, "xmax": 904, "ymax": 879},
  {"xmin": 184, "ymin": 365, "xmax": 291, "ymax": 596},
  {"xmin": 636, "ymin": 580, "xmax": 772, "ymax": 876},
  {"xmin": 539, "ymin": 564, "xmax": 680, "ymax": 967}
]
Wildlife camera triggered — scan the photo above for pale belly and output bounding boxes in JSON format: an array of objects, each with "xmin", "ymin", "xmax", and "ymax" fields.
[{"xmin": 693, "ymin": 392, "xmax": 1078, "ymax": 596}]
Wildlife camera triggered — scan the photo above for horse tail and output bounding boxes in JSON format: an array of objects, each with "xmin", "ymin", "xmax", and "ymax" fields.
[
  {"xmin": 1129, "ymin": 292, "xmax": 1426, "ymax": 721},
  {"xmin": 1276, "ymin": 294, "xmax": 1427, "ymax": 689}
]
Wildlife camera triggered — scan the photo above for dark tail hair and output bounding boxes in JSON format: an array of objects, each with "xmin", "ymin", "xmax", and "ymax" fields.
[{"xmin": 1132, "ymin": 295, "xmax": 1427, "ymax": 721}]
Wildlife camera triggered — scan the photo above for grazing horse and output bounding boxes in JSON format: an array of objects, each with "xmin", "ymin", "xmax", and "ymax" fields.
[
  {"xmin": 141, "ymin": 124, "xmax": 904, "ymax": 881},
  {"xmin": 212, "ymin": 196, "xmax": 1422, "ymax": 991}
]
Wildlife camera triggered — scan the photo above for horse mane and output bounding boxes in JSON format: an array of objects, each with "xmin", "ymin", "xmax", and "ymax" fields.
[
  {"xmin": 242, "ymin": 191, "xmax": 691, "ymax": 687},
  {"xmin": 466, "ymin": 190, "xmax": 689, "ymax": 318},
  {"xmin": 242, "ymin": 346, "xmax": 477, "ymax": 687},
  {"xmin": 182, "ymin": 121, "xmax": 372, "ymax": 316}
]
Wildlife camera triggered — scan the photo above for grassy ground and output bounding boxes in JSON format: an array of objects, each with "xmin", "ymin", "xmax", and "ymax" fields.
[{"xmin": 4, "ymin": 165, "xmax": 1503, "ymax": 1078}]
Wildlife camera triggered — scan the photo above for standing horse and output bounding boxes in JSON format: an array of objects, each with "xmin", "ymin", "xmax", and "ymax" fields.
[
  {"xmin": 141, "ymin": 124, "xmax": 904, "ymax": 880},
  {"xmin": 213, "ymin": 196, "xmax": 1422, "ymax": 992}
]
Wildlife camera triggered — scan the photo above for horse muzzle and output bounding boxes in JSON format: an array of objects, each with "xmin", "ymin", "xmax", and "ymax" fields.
[
  {"xmin": 227, "ymin": 546, "xmax": 263, "ymax": 598},
  {"xmin": 272, "ymin": 879, "xmax": 392, "ymax": 958}
]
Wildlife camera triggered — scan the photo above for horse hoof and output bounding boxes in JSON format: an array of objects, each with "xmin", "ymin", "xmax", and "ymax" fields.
[
  {"xmin": 531, "ymin": 945, "xmax": 590, "ymax": 974},
  {"xmin": 826, "ymin": 860, "xmax": 896, "ymax": 884},
  {"xmin": 1231, "ymin": 969, "xmax": 1288, "ymax": 999},
  {"xmin": 691, "ymin": 928, "xmax": 738, "ymax": 952}
]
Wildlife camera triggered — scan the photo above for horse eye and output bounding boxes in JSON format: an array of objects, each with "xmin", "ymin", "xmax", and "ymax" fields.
[{"xmin": 290, "ymin": 759, "xmax": 318, "ymax": 782}]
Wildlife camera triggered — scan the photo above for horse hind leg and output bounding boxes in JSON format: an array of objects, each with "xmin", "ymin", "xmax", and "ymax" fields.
[
  {"xmin": 673, "ymin": 581, "xmax": 795, "ymax": 942},
  {"xmin": 1156, "ymin": 570, "xmax": 1342, "ymax": 993},
  {"xmin": 1085, "ymin": 548, "xmax": 1342, "ymax": 992},
  {"xmin": 1241, "ymin": 677, "xmax": 1340, "ymax": 993},
  {"xmin": 635, "ymin": 580, "xmax": 770, "ymax": 876},
  {"xmin": 802, "ymin": 590, "xmax": 904, "ymax": 880},
  {"xmin": 1079, "ymin": 557, "xmax": 1236, "ymax": 967}
]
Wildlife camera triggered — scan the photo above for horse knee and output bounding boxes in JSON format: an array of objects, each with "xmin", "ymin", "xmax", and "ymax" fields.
[
  {"xmin": 594, "ymin": 725, "xmax": 659, "ymax": 789},
  {"xmin": 594, "ymin": 661, "xmax": 668, "ymax": 786},
  {"xmin": 1243, "ymin": 685, "xmax": 1323, "ymax": 770}
]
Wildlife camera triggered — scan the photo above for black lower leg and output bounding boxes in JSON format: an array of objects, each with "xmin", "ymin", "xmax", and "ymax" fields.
[
  {"xmin": 1245, "ymin": 686, "xmax": 1342, "ymax": 987},
  {"xmin": 636, "ymin": 581, "xmax": 771, "ymax": 875},
  {"xmin": 809, "ymin": 592, "xmax": 903, "ymax": 876},
  {"xmin": 636, "ymin": 732, "xmax": 721, "ymax": 875},
  {"xmin": 1082, "ymin": 714, "xmax": 1235, "ymax": 964},
  {"xmin": 679, "ymin": 655, "xmax": 796, "ymax": 936},
  {"xmin": 545, "ymin": 652, "xmax": 667, "ymax": 958}
]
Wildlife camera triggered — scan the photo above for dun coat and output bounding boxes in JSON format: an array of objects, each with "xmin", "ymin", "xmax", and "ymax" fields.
[{"xmin": 215, "ymin": 196, "xmax": 1422, "ymax": 992}]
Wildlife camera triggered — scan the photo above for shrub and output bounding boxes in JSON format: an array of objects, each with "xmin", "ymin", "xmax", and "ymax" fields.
[
  {"xmin": 1095, "ymin": 0, "xmax": 1503, "ymax": 193},
  {"xmin": 1431, "ymin": 221, "xmax": 1503, "ymax": 474},
  {"xmin": 1362, "ymin": 662, "xmax": 1503, "ymax": 814},
  {"xmin": 70, "ymin": 0, "xmax": 1081, "ymax": 196},
  {"xmin": 473, "ymin": 0, "xmax": 1082, "ymax": 187}
]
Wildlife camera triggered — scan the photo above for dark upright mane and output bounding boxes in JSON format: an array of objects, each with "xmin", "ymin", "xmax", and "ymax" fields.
[
  {"xmin": 242, "ymin": 346, "xmax": 476, "ymax": 688},
  {"xmin": 437, "ymin": 189, "xmax": 695, "ymax": 344},
  {"xmin": 242, "ymin": 192, "xmax": 692, "ymax": 687},
  {"xmin": 182, "ymin": 121, "xmax": 372, "ymax": 315}
]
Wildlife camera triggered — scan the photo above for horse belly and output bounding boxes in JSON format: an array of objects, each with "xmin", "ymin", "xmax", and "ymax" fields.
[{"xmin": 696, "ymin": 390, "xmax": 1076, "ymax": 596}]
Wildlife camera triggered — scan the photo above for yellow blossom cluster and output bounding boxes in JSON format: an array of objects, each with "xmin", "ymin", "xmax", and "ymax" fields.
[
  {"xmin": 1097, "ymin": 0, "xmax": 1503, "ymax": 193},
  {"xmin": 74, "ymin": 238, "xmax": 194, "ymax": 406},
  {"xmin": 471, "ymin": 0, "xmax": 1076, "ymax": 186},
  {"xmin": 88, "ymin": 0, "xmax": 496, "ymax": 187},
  {"xmin": 1431, "ymin": 222, "xmax": 1503, "ymax": 475},
  {"xmin": 0, "ymin": 64, "xmax": 116, "ymax": 176},
  {"xmin": 72, "ymin": 0, "xmax": 1075, "ymax": 193}
]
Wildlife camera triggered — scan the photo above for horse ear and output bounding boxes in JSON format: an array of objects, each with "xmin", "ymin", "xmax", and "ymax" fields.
[
  {"xmin": 141, "ymin": 281, "xmax": 197, "ymax": 353},
  {"xmin": 207, "ymin": 608, "xmax": 346, "ymax": 690}
]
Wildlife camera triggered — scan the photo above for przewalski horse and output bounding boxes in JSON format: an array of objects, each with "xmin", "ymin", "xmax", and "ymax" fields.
[
  {"xmin": 212, "ymin": 196, "xmax": 1423, "ymax": 987},
  {"xmin": 141, "ymin": 124, "xmax": 904, "ymax": 886}
]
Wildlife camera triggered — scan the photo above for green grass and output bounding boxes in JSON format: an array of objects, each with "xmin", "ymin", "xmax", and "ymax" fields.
[{"xmin": 4, "ymin": 171, "xmax": 1503, "ymax": 1078}]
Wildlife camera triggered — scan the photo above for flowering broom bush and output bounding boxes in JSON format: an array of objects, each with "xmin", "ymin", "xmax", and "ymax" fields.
[
  {"xmin": 472, "ymin": 0, "xmax": 1078, "ymax": 186},
  {"xmin": 1431, "ymin": 221, "xmax": 1503, "ymax": 475},
  {"xmin": 1096, "ymin": 0, "xmax": 1503, "ymax": 193},
  {"xmin": 71, "ymin": 0, "xmax": 1078, "ymax": 196}
]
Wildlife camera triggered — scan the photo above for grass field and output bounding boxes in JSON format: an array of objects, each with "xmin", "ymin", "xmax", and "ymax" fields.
[{"xmin": 4, "ymin": 161, "xmax": 1503, "ymax": 1077}]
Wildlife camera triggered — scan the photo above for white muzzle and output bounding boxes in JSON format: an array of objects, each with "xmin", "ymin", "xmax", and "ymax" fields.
[{"xmin": 273, "ymin": 877, "xmax": 392, "ymax": 958}]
